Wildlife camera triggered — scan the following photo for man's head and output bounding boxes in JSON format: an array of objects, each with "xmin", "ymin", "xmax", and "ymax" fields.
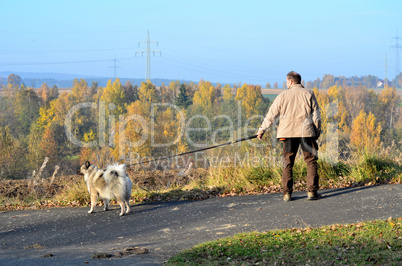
[{"xmin": 286, "ymin": 71, "xmax": 302, "ymax": 88}]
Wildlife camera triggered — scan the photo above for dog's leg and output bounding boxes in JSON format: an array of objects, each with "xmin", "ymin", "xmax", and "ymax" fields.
[
  {"xmin": 125, "ymin": 201, "xmax": 130, "ymax": 213},
  {"xmin": 103, "ymin": 198, "xmax": 109, "ymax": 211},
  {"xmin": 88, "ymin": 194, "xmax": 97, "ymax": 214},
  {"xmin": 116, "ymin": 199, "xmax": 125, "ymax": 216}
]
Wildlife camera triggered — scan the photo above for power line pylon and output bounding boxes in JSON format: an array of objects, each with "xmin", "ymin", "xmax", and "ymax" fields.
[
  {"xmin": 136, "ymin": 30, "xmax": 161, "ymax": 82},
  {"xmin": 109, "ymin": 55, "xmax": 122, "ymax": 79},
  {"xmin": 390, "ymin": 30, "xmax": 402, "ymax": 77}
]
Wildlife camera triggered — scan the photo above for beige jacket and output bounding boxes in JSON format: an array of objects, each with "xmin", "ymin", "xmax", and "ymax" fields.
[{"xmin": 257, "ymin": 84, "xmax": 321, "ymax": 138}]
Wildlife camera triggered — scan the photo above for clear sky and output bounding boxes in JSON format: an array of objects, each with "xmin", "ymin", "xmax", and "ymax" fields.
[{"xmin": 1, "ymin": 0, "xmax": 401, "ymax": 85}]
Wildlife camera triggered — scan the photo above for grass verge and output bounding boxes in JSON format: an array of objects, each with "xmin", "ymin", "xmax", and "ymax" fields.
[
  {"xmin": 167, "ymin": 218, "xmax": 402, "ymax": 265},
  {"xmin": 0, "ymin": 151, "xmax": 401, "ymax": 211}
]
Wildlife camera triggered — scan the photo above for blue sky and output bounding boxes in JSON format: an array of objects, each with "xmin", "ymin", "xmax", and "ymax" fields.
[{"xmin": 1, "ymin": 0, "xmax": 401, "ymax": 85}]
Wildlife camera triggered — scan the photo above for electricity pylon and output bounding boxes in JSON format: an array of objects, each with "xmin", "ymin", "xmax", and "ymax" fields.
[
  {"xmin": 109, "ymin": 55, "xmax": 122, "ymax": 79},
  {"xmin": 136, "ymin": 30, "xmax": 161, "ymax": 82}
]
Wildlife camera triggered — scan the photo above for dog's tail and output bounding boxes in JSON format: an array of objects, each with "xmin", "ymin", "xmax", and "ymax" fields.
[
  {"xmin": 104, "ymin": 164, "xmax": 127, "ymax": 180},
  {"xmin": 104, "ymin": 164, "xmax": 132, "ymax": 201},
  {"xmin": 110, "ymin": 170, "xmax": 118, "ymax": 177}
]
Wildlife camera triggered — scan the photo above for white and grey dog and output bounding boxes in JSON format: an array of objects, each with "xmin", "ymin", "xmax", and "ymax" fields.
[{"xmin": 78, "ymin": 161, "xmax": 132, "ymax": 216}]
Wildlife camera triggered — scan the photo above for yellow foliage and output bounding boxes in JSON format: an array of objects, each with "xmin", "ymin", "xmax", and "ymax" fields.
[
  {"xmin": 350, "ymin": 110, "xmax": 382, "ymax": 152},
  {"xmin": 222, "ymin": 84, "xmax": 233, "ymax": 101},
  {"xmin": 235, "ymin": 84, "xmax": 263, "ymax": 118},
  {"xmin": 193, "ymin": 80, "xmax": 217, "ymax": 109},
  {"xmin": 337, "ymin": 101, "xmax": 350, "ymax": 133},
  {"xmin": 379, "ymin": 87, "xmax": 396, "ymax": 104},
  {"xmin": 83, "ymin": 130, "xmax": 96, "ymax": 143},
  {"xmin": 313, "ymin": 88, "xmax": 330, "ymax": 134},
  {"xmin": 36, "ymin": 104, "xmax": 56, "ymax": 130},
  {"xmin": 327, "ymin": 85, "xmax": 339, "ymax": 100},
  {"xmin": 114, "ymin": 100, "xmax": 151, "ymax": 160},
  {"xmin": 100, "ymin": 79, "xmax": 126, "ymax": 116}
]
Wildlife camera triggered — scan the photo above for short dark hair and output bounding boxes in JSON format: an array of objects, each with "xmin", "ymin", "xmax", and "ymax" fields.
[{"xmin": 287, "ymin": 71, "xmax": 302, "ymax": 84}]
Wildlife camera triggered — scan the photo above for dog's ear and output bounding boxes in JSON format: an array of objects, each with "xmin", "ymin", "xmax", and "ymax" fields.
[{"xmin": 85, "ymin": 161, "xmax": 91, "ymax": 169}]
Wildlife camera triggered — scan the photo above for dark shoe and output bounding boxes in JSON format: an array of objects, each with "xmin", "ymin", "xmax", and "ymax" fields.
[
  {"xmin": 307, "ymin": 192, "xmax": 322, "ymax": 200},
  {"xmin": 283, "ymin": 193, "xmax": 292, "ymax": 202}
]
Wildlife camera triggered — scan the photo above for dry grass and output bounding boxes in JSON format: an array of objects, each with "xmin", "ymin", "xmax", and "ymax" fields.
[{"xmin": 0, "ymin": 148, "xmax": 401, "ymax": 211}]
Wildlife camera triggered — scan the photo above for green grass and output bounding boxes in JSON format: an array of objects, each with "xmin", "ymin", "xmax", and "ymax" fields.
[
  {"xmin": 262, "ymin": 94, "xmax": 278, "ymax": 102},
  {"xmin": 349, "ymin": 153, "xmax": 401, "ymax": 183},
  {"xmin": 167, "ymin": 218, "xmax": 402, "ymax": 265}
]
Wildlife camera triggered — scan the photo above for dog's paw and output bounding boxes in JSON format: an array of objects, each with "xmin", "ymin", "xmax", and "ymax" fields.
[
  {"xmin": 119, "ymin": 212, "xmax": 124, "ymax": 216},
  {"xmin": 88, "ymin": 210, "xmax": 94, "ymax": 214}
]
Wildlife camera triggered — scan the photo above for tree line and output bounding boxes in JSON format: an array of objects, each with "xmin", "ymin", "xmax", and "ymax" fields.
[
  {"xmin": 265, "ymin": 73, "xmax": 402, "ymax": 89},
  {"xmin": 0, "ymin": 74, "xmax": 400, "ymax": 179}
]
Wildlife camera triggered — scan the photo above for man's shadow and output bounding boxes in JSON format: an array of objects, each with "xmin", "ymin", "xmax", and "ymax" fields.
[{"xmin": 291, "ymin": 185, "xmax": 377, "ymax": 200}]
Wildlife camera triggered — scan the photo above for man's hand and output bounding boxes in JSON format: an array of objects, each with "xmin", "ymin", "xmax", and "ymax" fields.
[{"xmin": 257, "ymin": 132, "xmax": 264, "ymax": 140}]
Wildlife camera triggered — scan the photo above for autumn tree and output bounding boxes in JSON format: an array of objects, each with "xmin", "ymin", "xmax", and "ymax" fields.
[
  {"xmin": 350, "ymin": 110, "xmax": 382, "ymax": 152},
  {"xmin": 71, "ymin": 78, "xmax": 95, "ymax": 101},
  {"xmin": 0, "ymin": 126, "xmax": 27, "ymax": 179},
  {"xmin": 192, "ymin": 80, "xmax": 218, "ymax": 110},
  {"xmin": 49, "ymin": 85, "xmax": 60, "ymax": 102},
  {"xmin": 116, "ymin": 100, "xmax": 151, "ymax": 161},
  {"xmin": 123, "ymin": 81, "xmax": 138, "ymax": 104},
  {"xmin": 394, "ymin": 73, "xmax": 402, "ymax": 88},
  {"xmin": 37, "ymin": 82, "xmax": 51, "ymax": 105},
  {"xmin": 14, "ymin": 87, "xmax": 41, "ymax": 135},
  {"xmin": 159, "ymin": 82, "xmax": 170, "ymax": 103},
  {"xmin": 235, "ymin": 84, "xmax": 264, "ymax": 118},
  {"xmin": 313, "ymin": 88, "xmax": 330, "ymax": 135},
  {"xmin": 377, "ymin": 87, "xmax": 401, "ymax": 130},
  {"xmin": 7, "ymin": 74, "xmax": 22, "ymax": 87},
  {"xmin": 152, "ymin": 106, "xmax": 187, "ymax": 159},
  {"xmin": 166, "ymin": 80, "xmax": 181, "ymax": 104},
  {"xmin": 313, "ymin": 77, "xmax": 321, "ymax": 88},
  {"xmin": 138, "ymin": 81, "xmax": 160, "ymax": 111},
  {"xmin": 90, "ymin": 81, "xmax": 99, "ymax": 96},
  {"xmin": 222, "ymin": 84, "xmax": 233, "ymax": 102},
  {"xmin": 40, "ymin": 127, "xmax": 59, "ymax": 161},
  {"xmin": 305, "ymin": 81, "xmax": 313, "ymax": 89},
  {"xmin": 100, "ymin": 79, "xmax": 127, "ymax": 117},
  {"xmin": 111, "ymin": 81, "xmax": 160, "ymax": 162},
  {"xmin": 321, "ymin": 74, "xmax": 335, "ymax": 88}
]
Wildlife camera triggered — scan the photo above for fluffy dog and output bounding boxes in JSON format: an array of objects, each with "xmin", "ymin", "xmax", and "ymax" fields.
[{"xmin": 78, "ymin": 161, "xmax": 132, "ymax": 216}]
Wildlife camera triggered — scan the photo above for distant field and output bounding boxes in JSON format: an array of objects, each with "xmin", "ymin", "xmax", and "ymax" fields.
[
  {"xmin": 263, "ymin": 88, "xmax": 402, "ymax": 105},
  {"xmin": 50, "ymin": 87, "xmax": 402, "ymax": 98},
  {"xmin": 263, "ymin": 94, "xmax": 278, "ymax": 102}
]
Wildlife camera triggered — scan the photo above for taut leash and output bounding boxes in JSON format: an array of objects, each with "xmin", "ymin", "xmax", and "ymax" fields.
[{"xmin": 126, "ymin": 135, "xmax": 258, "ymax": 167}]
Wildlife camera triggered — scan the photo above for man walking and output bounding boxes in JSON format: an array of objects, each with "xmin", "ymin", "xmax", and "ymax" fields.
[{"xmin": 257, "ymin": 71, "xmax": 321, "ymax": 201}]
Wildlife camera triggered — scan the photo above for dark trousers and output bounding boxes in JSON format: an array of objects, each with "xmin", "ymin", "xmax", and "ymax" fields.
[{"xmin": 282, "ymin": 138, "xmax": 319, "ymax": 195}]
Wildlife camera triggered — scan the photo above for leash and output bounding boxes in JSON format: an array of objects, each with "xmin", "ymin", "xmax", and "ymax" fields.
[{"xmin": 126, "ymin": 134, "xmax": 258, "ymax": 167}]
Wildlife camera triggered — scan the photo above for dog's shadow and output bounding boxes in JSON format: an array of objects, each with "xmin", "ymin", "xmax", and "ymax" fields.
[{"xmin": 90, "ymin": 200, "xmax": 191, "ymax": 216}]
